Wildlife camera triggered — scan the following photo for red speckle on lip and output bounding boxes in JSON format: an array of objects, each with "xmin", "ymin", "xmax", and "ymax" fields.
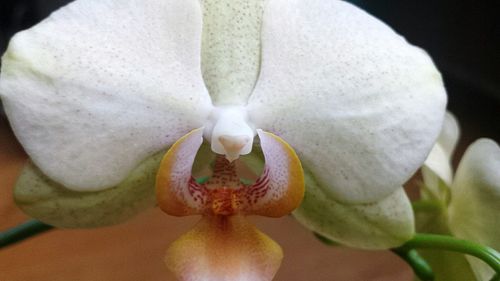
[{"xmin": 186, "ymin": 155, "xmax": 271, "ymax": 216}]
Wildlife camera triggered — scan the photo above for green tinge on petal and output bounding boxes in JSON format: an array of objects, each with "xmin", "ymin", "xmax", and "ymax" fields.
[
  {"xmin": 421, "ymin": 165, "xmax": 451, "ymax": 205},
  {"xmin": 415, "ymin": 211, "xmax": 476, "ymax": 281},
  {"xmin": 292, "ymin": 171, "xmax": 415, "ymax": 250},
  {"xmin": 421, "ymin": 111, "xmax": 460, "ymax": 204},
  {"xmin": 436, "ymin": 112, "xmax": 460, "ymax": 159},
  {"xmin": 418, "ymin": 248, "xmax": 477, "ymax": 281},
  {"xmin": 423, "ymin": 143, "xmax": 453, "ymax": 188},
  {"xmin": 448, "ymin": 139, "xmax": 500, "ymax": 281},
  {"xmin": 14, "ymin": 150, "xmax": 166, "ymax": 228},
  {"xmin": 466, "ymin": 258, "xmax": 495, "ymax": 281},
  {"xmin": 201, "ymin": 0, "xmax": 264, "ymax": 105}
]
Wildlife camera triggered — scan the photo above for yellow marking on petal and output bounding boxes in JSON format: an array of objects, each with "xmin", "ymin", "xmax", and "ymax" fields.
[
  {"xmin": 156, "ymin": 129, "xmax": 305, "ymax": 219},
  {"xmin": 166, "ymin": 215, "xmax": 283, "ymax": 281},
  {"xmin": 249, "ymin": 130, "xmax": 305, "ymax": 217},
  {"xmin": 156, "ymin": 128, "xmax": 205, "ymax": 216},
  {"xmin": 156, "ymin": 129, "xmax": 304, "ymax": 280}
]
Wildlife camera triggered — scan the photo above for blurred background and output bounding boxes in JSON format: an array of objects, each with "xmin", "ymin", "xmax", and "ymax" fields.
[{"xmin": 0, "ymin": 0, "xmax": 498, "ymax": 280}]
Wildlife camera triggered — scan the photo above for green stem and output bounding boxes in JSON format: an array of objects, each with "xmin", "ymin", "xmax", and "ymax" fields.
[
  {"xmin": 0, "ymin": 220, "xmax": 53, "ymax": 248},
  {"xmin": 400, "ymin": 233, "xmax": 500, "ymax": 276},
  {"xmin": 392, "ymin": 248, "xmax": 435, "ymax": 281}
]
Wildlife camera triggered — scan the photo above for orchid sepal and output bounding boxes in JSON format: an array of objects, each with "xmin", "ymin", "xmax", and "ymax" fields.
[
  {"xmin": 293, "ymin": 178, "xmax": 415, "ymax": 250},
  {"xmin": 13, "ymin": 151, "xmax": 165, "ymax": 228}
]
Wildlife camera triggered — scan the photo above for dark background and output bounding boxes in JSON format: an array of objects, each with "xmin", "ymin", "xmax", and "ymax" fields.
[{"xmin": 1, "ymin": 0, "xmax": 499, "ymax": 157}]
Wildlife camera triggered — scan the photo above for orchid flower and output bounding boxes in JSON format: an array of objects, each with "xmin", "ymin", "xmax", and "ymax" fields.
[
  {"xmin": 0, "ymin": 0, "xmax": 446, "ymax": 280},
  {"xmin": 419, "ymin": 112, "xmax": 500, "ymax": 281}
]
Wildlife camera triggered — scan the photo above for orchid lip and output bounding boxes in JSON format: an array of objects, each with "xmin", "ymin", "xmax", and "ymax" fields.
[{"xmin": 156, "ymin": 128, "xmax": 304, "ymax": 280}]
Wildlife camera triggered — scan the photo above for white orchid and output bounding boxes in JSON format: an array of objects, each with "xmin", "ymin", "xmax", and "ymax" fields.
[
  {"xmin": 0, "ymin": 0, "xmax": 446, "ymax": 280},
  {"xmin": 419, "ymin": 113, "xmax": 500, "ymax": 281}
]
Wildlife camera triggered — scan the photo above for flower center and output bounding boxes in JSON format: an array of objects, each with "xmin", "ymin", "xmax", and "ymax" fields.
[
  {"xmin": 187, "ymin": 154, "xmax": 270, "ymax": 216},
  {"xmin": 205, "ymin": 106, "xmax": 256, "ymax": 162}
]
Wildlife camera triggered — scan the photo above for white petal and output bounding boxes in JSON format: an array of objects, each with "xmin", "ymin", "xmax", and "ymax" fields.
[
  {"xmin": 0, "ymin": 0, "xmax": 213, "ymax": 191},
  {"xmin": 448, "ymin": 139, "xmax": 500, "ymax": 281},
  {"xmin": 466, "ymin": 258, "xmax": 494, "ymax": 281},
  {"xmin": 421, "ymin": 112, "xmax": 460, "ymax": 200},
  {"xmin": 436, "ymin": 112, "xmax": 460, "ymax": 158},
  {"xmin": 424, "ymin": 142, "xmax": 453, "ymax": 184},
  {"xmin": 293, "ymin": 170, "xmax": 414, "ymax": 249},
  {"xmin": 248, "ymin": 0, "xmax": 446, "ymax": 203},
  {"xmin": 421, "ymin": 144, "xmax": 453, "ymax": 199}
]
